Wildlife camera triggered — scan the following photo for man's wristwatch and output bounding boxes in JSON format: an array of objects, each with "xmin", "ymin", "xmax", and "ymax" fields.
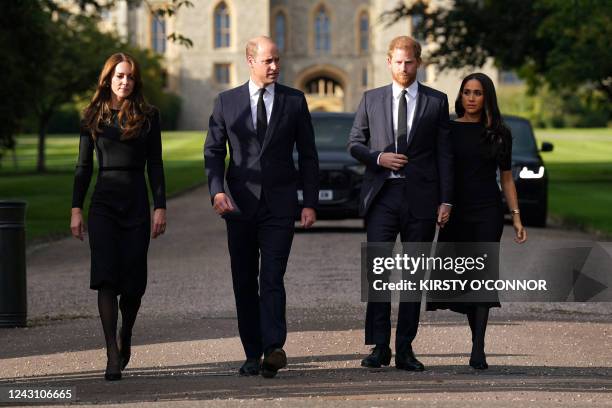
[{"xmin": 511, "ymin": 208, "xmax": 520, "ymax": 215}]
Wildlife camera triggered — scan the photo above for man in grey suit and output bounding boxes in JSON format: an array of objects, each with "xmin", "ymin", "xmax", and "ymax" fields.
[{"xmin": 348, "ymin": 36, "xmax": 453, "ymax": 371}]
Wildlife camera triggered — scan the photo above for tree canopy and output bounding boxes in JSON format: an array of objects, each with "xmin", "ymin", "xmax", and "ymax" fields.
[
  {"xmin": 0, "ymin": 0, "xmax": 187, "ymax": 170},
  {"xmin": 383, "ymin": 0, "xmax": 612, "ymax": 103}
]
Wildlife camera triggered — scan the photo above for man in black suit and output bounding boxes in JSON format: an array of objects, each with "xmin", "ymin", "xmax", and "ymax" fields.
[
  {"xmin": 204, "ymin": 36, "xmax": 319, "ymax": 378},
  {"xmin": 348, "ymin": 36, "xmax": 453, "ymax": 371}
]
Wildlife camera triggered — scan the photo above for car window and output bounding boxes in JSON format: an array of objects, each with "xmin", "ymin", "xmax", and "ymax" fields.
[
  {"xmin": 505, "ymin": 118, "xmax": 538, "ymax": 156},
  {"xmin": 312, "ymin": 116, "xmax": 355, "ymax": 149}
]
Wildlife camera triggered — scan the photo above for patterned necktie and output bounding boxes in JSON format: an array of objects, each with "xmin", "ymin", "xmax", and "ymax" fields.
[{"xmin": 257, "ymin": 88, "xmax": 267, "ymax": 146}]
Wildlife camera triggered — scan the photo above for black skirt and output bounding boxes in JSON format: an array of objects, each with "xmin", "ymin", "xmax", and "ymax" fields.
[
  {"xmin": 426, "ymin": 205, "xmax": 503, "ymax": 314},
  {"xmin": 88, "ymin": 209, "xmax": 150, "ymax": 297}
]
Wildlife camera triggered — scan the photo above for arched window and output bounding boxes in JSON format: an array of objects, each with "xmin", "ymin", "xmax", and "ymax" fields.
[
  {"xmin": 314, "ymin": 6, "xmax": 330, "ymax": 53},
  {"xmin": 214, "ymin": 2, "xmax": 230, "ymax": 48},
  {"xmin": 358, "ymin": 11, "xmax": 369, "ymax": 53},
  {"xmin": 274, "ymin": 12, "xmax": 287, "ymax": 52},
  {"xmin": 151, "ymin": 14, "xmax": 166, "ymax": 54}
]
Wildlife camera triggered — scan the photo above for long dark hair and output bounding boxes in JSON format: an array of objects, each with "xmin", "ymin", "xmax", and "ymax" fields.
[
  {"xmin": 455, "ymin": 72, "xmax": 511, "ymax": 160},
  {"xmin": 82, "ymin": 53, "xmax": 152, "ymax": 140}
]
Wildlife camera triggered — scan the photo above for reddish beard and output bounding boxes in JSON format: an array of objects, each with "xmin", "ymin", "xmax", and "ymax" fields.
[{"xmin": 392, "ymin": 72, "xmax": 415, "ymax": 87}]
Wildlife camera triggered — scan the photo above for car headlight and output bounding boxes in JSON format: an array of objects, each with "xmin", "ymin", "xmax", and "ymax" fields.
[
  {"xmin": 519, "ymin": 166, "xmax": 545, "ymax": 179},
  {"xmin": 346, "ymin": 164, "xmax": 366, "ymax": 175}
]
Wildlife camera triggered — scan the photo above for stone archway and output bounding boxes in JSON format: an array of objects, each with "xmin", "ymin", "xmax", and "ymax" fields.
[{"xmin": 295, "ymin": 65, "xmax": 348, "ymax": 112}]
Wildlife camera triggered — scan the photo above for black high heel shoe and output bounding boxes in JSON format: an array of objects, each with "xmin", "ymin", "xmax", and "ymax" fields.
[
  {"xmin": 469, "ymin": 347, "xmax": 488, "ymax": 370},
  {"xmin": 105, "ymin": 351, "xmax": 122, "ymax": 381},
  {"xmin": 469, "ymin": 358, "xmax": 489, "ymax": 370},
  {"xmin": 118, "ymin": 329, "xmax": 131, "ymax": 370}
]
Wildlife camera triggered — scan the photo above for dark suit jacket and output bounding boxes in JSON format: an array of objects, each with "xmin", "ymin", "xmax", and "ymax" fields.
[
  {"xmin": 348, "ymin": 83, "xmax": 453, "ymax": 218},
  {"xmin": 205, "ymin": 82, "xmax": 319, "ymax": 219}
]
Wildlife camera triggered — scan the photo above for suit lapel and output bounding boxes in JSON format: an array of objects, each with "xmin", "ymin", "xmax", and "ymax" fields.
[
  {"xmin": 239, "ymin": 82, "xmax": 257, "ymax": 135},
  {"xmin": 407, "ymin": 85, "xmax": 428, "ymax": 148},
  {"xmin": 261, "ymin": 85, "xmax": 285, "ymax": 153},
  {"xmin": 382, "ymin": 85, "xmax": 394, "ymax": 146}
]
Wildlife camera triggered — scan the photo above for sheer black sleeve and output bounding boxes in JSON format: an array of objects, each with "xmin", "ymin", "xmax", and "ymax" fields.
[
  {"xmin": 146, "ymin": 109, "xmax": 166, "ymax": 209},
  {"xmin": 72, "ymin": 128, "xmax": 94, "ymax": 208}
]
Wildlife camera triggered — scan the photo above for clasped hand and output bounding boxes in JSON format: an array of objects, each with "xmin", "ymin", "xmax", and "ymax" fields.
[{"xmin": 379, "ymin": 153, "xmax": 408, "ymax": 172}]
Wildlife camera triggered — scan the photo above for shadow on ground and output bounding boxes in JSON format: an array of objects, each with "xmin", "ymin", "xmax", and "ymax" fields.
[{"xmin": 1, "ymin": 358, "xmax": 610, "ymax": 404}]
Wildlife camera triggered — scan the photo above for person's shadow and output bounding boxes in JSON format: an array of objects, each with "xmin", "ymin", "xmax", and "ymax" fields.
[{"xmin": 1, "ymin": 355, "xmax": 610, "ymax": 404}]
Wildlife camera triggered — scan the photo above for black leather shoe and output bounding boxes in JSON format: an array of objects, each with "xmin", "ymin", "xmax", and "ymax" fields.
[
  {"xmin": 361, "ymin": 345, "xmax": 392, "ymax": 368},
  {"xmin": 239, "ymin": 358, "xmax": 261, "ymax": 376},
  {"xmin": 261, "ymin": 348, "xmax": 287, "ymax": 378},
  {"xmin": 395, "ymin": 349, "xmax": 425, "ymax": 371},
  {"xmin": 118, "ymin": 329, "xmax": 131, "ymax": 371}
]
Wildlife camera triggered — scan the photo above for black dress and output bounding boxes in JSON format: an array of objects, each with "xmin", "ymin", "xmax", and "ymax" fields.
[
  {"xmin": 427, "ymin": 121, "xmax": 511, "ymax": 313},
  {"xmin": 72, "ymin": 109, "xmax": 166, "ymax": 297}
]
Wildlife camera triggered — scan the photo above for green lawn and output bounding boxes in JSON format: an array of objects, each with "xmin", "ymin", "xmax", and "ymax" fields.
[
  {"xmin": 535, "ymin": 128, "xmax": 612, "ymax": 236},
  {"xmin": 0, "ymin": 131, "xmax": 205, "ymax": 242},
  {"xmin": 1, "ymin": 127, "xmax": 611, "ymax": 241}
]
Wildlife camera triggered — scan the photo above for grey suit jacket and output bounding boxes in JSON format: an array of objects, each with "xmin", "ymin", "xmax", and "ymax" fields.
[{"xmin": 348, "ymin": 82, "xmax": 453, "ymax": 218}]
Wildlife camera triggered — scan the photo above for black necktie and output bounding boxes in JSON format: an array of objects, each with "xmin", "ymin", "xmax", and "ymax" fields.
[
  {"xmin": 397, "ymin": 89, "xmax": 408, "ymax": 155},
  {"xmin": 257, "ymin": 88, "xmax": 267, "ymax": 146}
]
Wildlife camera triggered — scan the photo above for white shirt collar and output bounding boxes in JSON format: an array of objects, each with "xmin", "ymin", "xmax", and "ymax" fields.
[
  {"xmin": 249, "ymin": 79, "xmax": 275, "ymax": 98},
  {"xmin": 392, "ymin": 80, "xmax": 419, "ymax": 99}
]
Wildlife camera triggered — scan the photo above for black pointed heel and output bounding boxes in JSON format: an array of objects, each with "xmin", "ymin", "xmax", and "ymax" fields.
[{"xmin": 118, "ymin": 329, "xmax": 131, "ymax": 370}]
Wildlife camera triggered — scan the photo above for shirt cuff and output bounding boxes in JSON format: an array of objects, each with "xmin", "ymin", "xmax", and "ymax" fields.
[
  {"xmin": 441, "ymin": 202, "xmax": 453, "ymax": 207},
  {"xmin": 376, "ymin": 153, "xmax": 383, "ymax": 166}
]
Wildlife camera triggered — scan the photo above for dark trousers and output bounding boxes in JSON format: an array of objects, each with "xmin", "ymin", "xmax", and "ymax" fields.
[
  {"xmin": 225, "ymin": 197, "xmax": 295, "ymax": 359},
  {"xmin": 364, "ymin": 180, "xmax": 436, "ymax": 351}
]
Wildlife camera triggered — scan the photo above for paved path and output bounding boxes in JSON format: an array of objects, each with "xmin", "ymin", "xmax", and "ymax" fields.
[{"xmin": 1, "ymin": 186, "xmax": 611, "ymax": 407}]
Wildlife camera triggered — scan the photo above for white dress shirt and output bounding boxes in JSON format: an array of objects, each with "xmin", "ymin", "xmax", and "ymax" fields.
[
  {"xmin": 378, "ymin": 80, "xmax": 419, "ymax": 178},
  {"xmin": 248, "ymin": 79, "xmax": 275, "ymax": 129}
]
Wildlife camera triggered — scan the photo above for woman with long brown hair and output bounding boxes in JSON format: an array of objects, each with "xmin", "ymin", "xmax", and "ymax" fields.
[
  {"xmin": 427, "ymin": 73, "xmax": 527, "ymax": 370},
  {"xmin": 70, "ymin": 53, "xmax": 166, "ymax": 381}
]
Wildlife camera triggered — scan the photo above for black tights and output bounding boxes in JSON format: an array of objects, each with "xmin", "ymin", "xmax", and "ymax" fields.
[
  {"xmin": 467, "ymin": 306, "xmax": 489, "ymax": 362},
  {"xmin": 97, "ymin": 287, "xmax": 141, "ymax": 365}
]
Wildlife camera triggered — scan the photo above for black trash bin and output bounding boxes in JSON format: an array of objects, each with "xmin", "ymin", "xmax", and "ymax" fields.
[{"xmin": 0, "ymin": 201, "xmax": 27, "ymax": 327}]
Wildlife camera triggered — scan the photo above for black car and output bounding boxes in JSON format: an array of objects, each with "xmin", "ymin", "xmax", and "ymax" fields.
[
  {"xmin": 296, "ymin": 113, "xmax": 552, "ymax": 227},
  {"xmin": 502, "ymin": 115, "xmax": 553, "ymax": 227},
  {"xmin": 296, "ymin": 112, "xmax": 363, "ymax": 220}
]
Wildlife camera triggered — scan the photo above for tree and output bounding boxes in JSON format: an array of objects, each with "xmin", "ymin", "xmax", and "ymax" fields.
[
  {"xmin": 48, "ymin": 0, "xmax": 195, "ymax": 47},
  {"xmin": 0, "ymin": 1, "xmax": 50, "ymax": 161},
  {"xmin": 383, "ymin": 0, "xmax": 612, "ymax": 103},
  {"xmin": 1, "ymin": 0, "xmax": 192, "ymax": 171},
  {"xmin": 30, "ymin": 10, "xmax": 122, "ymax": 172}
]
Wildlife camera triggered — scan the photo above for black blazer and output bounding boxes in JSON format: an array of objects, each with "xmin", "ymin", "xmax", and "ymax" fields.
[
  {"xmin": 348, "ymin": 83, "xmax": 453, "ymax": 218},
  {"xmin": 205, "ymin": 82, "xmax": 319, "ymax": 219}
]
